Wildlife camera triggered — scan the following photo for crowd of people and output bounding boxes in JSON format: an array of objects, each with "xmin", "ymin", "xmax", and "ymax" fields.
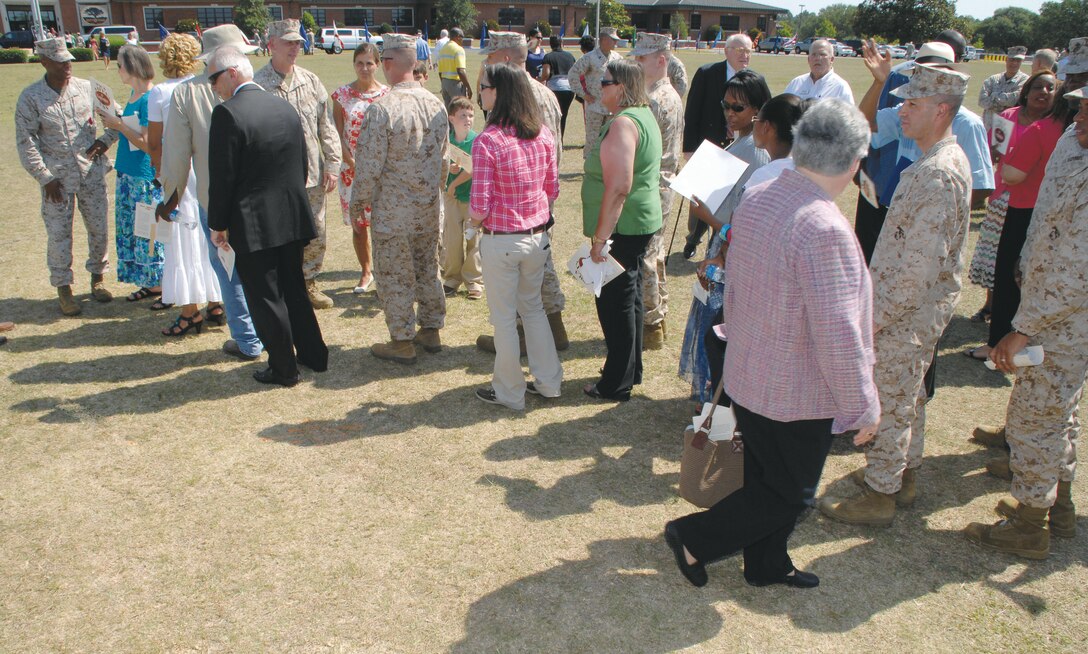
[{"xmin": 12, "ymin": 22, "xmax": 1088, "ymax": 587}]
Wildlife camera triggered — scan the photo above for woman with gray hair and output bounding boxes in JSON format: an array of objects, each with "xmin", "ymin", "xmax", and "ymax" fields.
[
  {"xmin": 96, "ymin": 45, "xmax": 168, "ymax": 308},
  {"xmin": 664, "ymin": 99, "xmax": 881, "ymax": 590},
  {"xmin": 581, "ymin": 59, "xmax": 663, "ymax": 401}
]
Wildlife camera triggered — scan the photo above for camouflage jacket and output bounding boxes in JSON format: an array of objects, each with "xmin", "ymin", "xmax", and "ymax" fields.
[{"xmin": 254, "ymin": 63, "xmax": 341, "ymax": 187}]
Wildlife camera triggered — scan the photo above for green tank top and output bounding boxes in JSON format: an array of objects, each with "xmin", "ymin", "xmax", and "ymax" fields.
[{"xmin": 581, "ymin": 106, "xmax": 663, "ymax": 237}]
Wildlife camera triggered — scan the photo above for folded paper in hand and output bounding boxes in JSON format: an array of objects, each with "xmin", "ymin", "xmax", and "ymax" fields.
[
  {"xmin": 985, "ymin": 345, "xmax": 1044, "ymax": 371},
  {"xmin": 668, "ymin": 140, "xmax": 750, "ymax": 214},
  {"xmin": 693, "ymin": 402, "xmax": 739, "ymax": 441},
  {"xmin": 567, "ymin": 241, "xmax": 624, "ymax": 297},
  {"xmin": 134, "ymin": 201, "xmax": 172, "ymax": 245},
  {"xmin": 217, "ymin": 245, "xmax": 236, "ymax": 282}
]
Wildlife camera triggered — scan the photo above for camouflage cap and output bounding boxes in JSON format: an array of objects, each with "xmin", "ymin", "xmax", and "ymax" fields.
[
  {"xmin": 1007, "ymin": 46, "xmax": 1027, "ymax": 59},
  {"xmin": 599, "ymin": 27, "xmax": 619, "ymax": 41},
  {"xmin": 1065, "ymin": 37, "xmax": 1087, "ymax": 75},
  {"xmin": 630, "ymin": 32, "xmax": 670, "ymax": 57},
  {"xmin": 1065, "ymin": 86, "xmax": 1086, "ymax": 100},
  {"xmin": 481, "ymin": 31, "xmax": 525, "ymax": 55},
  {"xmin": 891, "ymin": 63, "xmax": 970, "ymax": 99},
  {"xmin": 35, "ymin": 37, "xmax": 74, "ymax": 62},
  {"xmin": 381, "ymin": 32, "xmax": 416, "ymax": 51},
  {"xmin": 267, "ymin": 19, "xmax": 304, "ymax": 42}
]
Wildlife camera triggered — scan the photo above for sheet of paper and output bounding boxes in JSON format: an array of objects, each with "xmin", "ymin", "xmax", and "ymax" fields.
[
  {"xmin": 153, "ymin": 219, "xmax": 171, "ymax": 245},
  {"xmin": 566, "ymin": 242, "xmax": 624, "ymax": 297},
  {"xmin": 692, "ymin": 403, "xmax": 739, "ymax": 441},
  {"xmin": 991, "ymin": 114, "xmax": 1015, "ymax": 155},
  {"xmin": 859, "ymin": 168, "xmax": 879, "ymax": 208},
  {"xmin": 90, "ymin": 78, "xmax": 117, "ymax": 117},
  {"xmin": 692, "ymin": 278, "xmax": 708, "ymax": 305},
  {"xmin": 121, "ymin": 114, "xmax": 141, "ymax": 151},
  {"xmin": 449, "ymin": 146, "xmax": 472, "ymax": 174},
  {"xmin": 133, "ymin": 202, "xmax": 155, "ymax": 239},
  {"xmin": 217, "ymin": 245, "xmax": 236, "ymax": 282},
  {"xmin": 668, "ymin": 140, "xmax": 750, "ymax": 214}
]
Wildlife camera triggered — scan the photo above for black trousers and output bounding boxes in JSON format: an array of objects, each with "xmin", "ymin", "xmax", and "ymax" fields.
[
  {"xmin": 674, "ymin": 403, "xmax": 834, "ymax": 583},
  {"xmin": 704, "ymin": 326, "xmax": 730, "ymax": 407},
  {"xmin": 987, "ymin": 206, "xmax": 1034, "ymax": 348},
  {"xmin": 594, "ymin": 232, "xmax": 653, "ymax": 396},
  {"xmin": 853, "ymin": 197, "xmax": 889, "ymax": 266},
  {"xmin": 684, "ymin": 204, "xmax": 709, "ymax": 251},
  {"xmin": 235, "ymin": 240, "xmax": 328, "ymax": 379},
  {"xmin": 552, "ymin": 89, "xmax": 575, "ymax": 139}
]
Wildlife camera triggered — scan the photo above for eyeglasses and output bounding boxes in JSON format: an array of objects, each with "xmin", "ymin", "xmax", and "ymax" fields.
[
  {"xmin": 208, "ymin": 66, "xmax": 235, "ymax": 84},
  {"xmin": 600, "ymin": 79, "xmax": 621, "ymax": 87},
  {"xmin": 721, "ymin": 101, "xmax": 749, "ymax": 113}
]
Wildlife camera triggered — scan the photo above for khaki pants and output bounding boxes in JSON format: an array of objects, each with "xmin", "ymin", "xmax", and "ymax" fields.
[
  {"xmin": 302, "ymin": 185, "xmax": 327, "ymax": 282},
  {"xmin": 440, "ymin": 198, "xmax": 482, "ymax": 292}
]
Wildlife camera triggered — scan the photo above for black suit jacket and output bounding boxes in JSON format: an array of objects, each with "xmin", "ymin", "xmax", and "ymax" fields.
[
  {"xmin": 682, "ymin": 60, "xmax": 730, "ymax": 153},
  {"xmin": 207, "ymin": 83, "xmax": 316, "ymax": 255}
]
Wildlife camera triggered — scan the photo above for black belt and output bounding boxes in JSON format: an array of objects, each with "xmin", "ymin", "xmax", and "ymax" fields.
[{"xmin": 481, "ymin": 224, "xmax": 547, "ymax": 236}]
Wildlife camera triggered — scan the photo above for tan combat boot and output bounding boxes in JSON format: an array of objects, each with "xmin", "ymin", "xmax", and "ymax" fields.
[
  {"xmin": 90, "ymin": 273, "xmax": 112, "ymax": 302},
  {"xmin": 851, "ymin": 466, "xmax": 917, "ymax": 507},
  {"xmin": 996, "ymin": 481, "xmax": 1077, "ymax": 538},
  {"xmin": 414, "ymin": 327, "xmax": 442, "ymax": 353},
  {"xmin": 643, "ymin": 322, "xmax": 666, "ymax": 351},
  {"xmin": 306, "ymin": 280, "xmax": 334, "ymax": 310},
  {"xmin": 972, "ymin": 424, "xmax": 1007, "ymax": 448},
  {"xmin": 476, "ymin": 325, "xmax": 527, "ymax": 356},
  {"xmin": 371, "ymin": 339, "xmax": 417, "ymax": 365},
  {"xmin": 818, "ymin": 484, "xmax": 897, "ymax": 526},
  {"xmin": 57, "ymin": 285, "xmax": 81, "ymax": 316},
  {"xmin": 547, "ymin": 311, "xmax": 569, "ymax": 351},
  {"xmin": 985, "ymin": 453, "xmax": 1013, "ymax": 480},
  {"xmin": 964, "ymin": 504, "xmax": 1050, "ymax": 560}
]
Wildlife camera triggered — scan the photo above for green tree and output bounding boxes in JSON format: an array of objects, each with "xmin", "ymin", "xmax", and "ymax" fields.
[
  {"xmin": 976, "ymin": 7, "xmax": 1037, "ymax": 51},
  {"xmin": 812, "ymin": 17, "xmax": 836, "ymax": 39},
  {"xmin": 233, "ymin": 0, "xmax": 270, "ymax": 35},
  {"xmin": 776, "ymin": 21, "xmax": 794, "ymax": 38},
  {"xmin": 301, "ymin": 11, "xmax": 318, "ymax": 35},
  {"xmin": 817, "ymin": 4, "xmax": 857, "ymax": 39},
  {"xmin": 535, "ymin": 20, "xmax": 552, "ymax": 37},
  {"xmin": 854, "ymin": 0, "xmax": 956, "ymax": 46},
  {"xmin": 1034, "ymin": 0, "xmax": 1088, "ymax": 50},
  {"xmin": 671, "ymin": 13, "xmax": 689, "ymax": 39},
  {"xmin": 175, "ymin": 18, "xmax": 200, "ymax": 33},
  {"xmin": 435, "ymin": 0, "xmax": 478, "ymax": 34},
  {"xmin": 585, "ymin": 0, "xmax": 632, "ymax": 35}
]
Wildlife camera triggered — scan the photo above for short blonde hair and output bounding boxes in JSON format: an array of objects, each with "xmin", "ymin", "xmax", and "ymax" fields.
[
  {"xmin": 606, "ymin": 59, "xmax": 649, "ymax": 108},
  {"xmin": 158, "ymin": 33, "xmax": 201, "ymax": 79}
]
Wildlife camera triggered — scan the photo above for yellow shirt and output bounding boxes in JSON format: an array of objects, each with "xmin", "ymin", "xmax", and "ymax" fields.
[{"xmin": 438, "ymin": 41, "xmax": 466, "ymax": 80}]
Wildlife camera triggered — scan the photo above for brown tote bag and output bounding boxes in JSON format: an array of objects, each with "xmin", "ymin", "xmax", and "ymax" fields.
[{"xmin": 679, "ymin": 379, "xmax": 744, "ymax": 508}]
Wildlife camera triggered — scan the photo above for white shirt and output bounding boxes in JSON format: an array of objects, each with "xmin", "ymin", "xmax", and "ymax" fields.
[
  {"xmin": 783, "ymin": 69, "xmax": 854, "ymax": 104},
  {"xmin": 745, "ymin": 157, "xmax": 794, "ymax": 190},
  {"xmin": 436, "ymin": 37, "xmax": 450, "ymax": 52}
]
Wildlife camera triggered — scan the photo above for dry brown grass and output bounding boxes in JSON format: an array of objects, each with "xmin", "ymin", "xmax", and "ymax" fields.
[{"xmin": 1, "ymin": 50, "xmax": 1085, "ymax": 653}]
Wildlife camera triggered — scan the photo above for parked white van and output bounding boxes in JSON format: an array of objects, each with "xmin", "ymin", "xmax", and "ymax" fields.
[
  {"xmin": 85, "ymin": 25, "xmax": 138, "ymax": 40},
  {"xmin": 318, "ymin": 27, "xmax": 382, "ymax": 54}
]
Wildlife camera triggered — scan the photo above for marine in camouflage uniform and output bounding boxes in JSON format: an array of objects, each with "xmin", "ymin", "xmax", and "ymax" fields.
[
  {"xmin": 15, "ymin": 38, "xmax": 118, "ymax": 314},
  {"xmin": 569, "ymin": 28, "xmax": 624, "ymax": 159},
  {"xmin": 819, "ymin": 66, "xmax": 972, "ymax": 526},
  {"xmin": 352, "ymin": 33, "xmax": 448, "ymax": 362},
  {"xmin": 667, "ymin": 54, "xmax": 689, "ymax": 97},
  {"xmin": 977, "ymin": 47, "xmax": 1028, "ymax": 132},
  {"xmin": 965, "ymin": 101, "xmax": 1088, "ymax": 559},
  {"xmin": 254, "ymin": 20, "xmax": 342, "ymax": 308}
]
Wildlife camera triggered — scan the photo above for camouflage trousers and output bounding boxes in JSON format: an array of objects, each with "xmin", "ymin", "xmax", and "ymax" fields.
[
  {"xmin": 302, "ymin": 185, "xmax": 327, "ymax": 282},
  {"xmin": 1006, "ymin": 340, "xmax": 1086, "ymax": 509},
  {"xmin": 41, "ymin": 172, "xmax": 110, "ymax": 287},
  {"xmin": 583, "ymin": 110, "xmax": 608, "ymax": 160},
  {"xmin": 372, "ymin": 230, "xmax": 446, "ymax": 341},
  {"xmin": 864, "ymin": 323, "xmax": 941, "ymax": 494},
  {"xmin": 540, "ymin": 225, "xmax": 565, "ymax": 315},
  {"xmin": 641, "ymin": 189, "xmax": 673, "ymax": 326}
]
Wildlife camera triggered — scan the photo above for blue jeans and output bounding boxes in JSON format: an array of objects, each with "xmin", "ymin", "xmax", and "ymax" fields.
[{"xmin": 199, "ymin": 206, "xmax": 262, "ymax": 356}]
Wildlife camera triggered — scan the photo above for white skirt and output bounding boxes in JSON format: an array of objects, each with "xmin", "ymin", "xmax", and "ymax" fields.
[{"xmin": 160, "ymin": 170, "xmax": 222, "ymax": 306}]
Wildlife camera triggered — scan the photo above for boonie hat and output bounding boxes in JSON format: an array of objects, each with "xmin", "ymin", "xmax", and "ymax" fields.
[
  {"xmin": 197, "ymin": 24, "xmax": 259, "ymax": 61},
  {"xmin": 892, "ymin": 63, "xmax": 969, "ymax": 99}
]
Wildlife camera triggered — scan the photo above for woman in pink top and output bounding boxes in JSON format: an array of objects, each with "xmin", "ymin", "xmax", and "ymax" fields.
[
  {"xmin": 332, "ymin": 43, "xmax": 388, "ymax": 294},
  {"xmin": 468, "ymin": 64, "xmax": 562, "ymax": 410}
]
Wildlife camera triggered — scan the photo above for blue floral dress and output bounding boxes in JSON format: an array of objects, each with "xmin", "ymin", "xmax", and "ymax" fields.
[{"xmin": 114, "ymin": 90, "xmax": 164, "ymax": 288}]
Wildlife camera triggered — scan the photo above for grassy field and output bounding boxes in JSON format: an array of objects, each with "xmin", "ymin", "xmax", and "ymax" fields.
[{"xmin": 1, "ymin": 49, "xmax": 1086, "ymax": 652}]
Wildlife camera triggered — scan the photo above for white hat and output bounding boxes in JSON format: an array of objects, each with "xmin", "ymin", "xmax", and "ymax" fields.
[{"xmin": 197, "ymin": 24, "xmax": 258, "ymax": 61}]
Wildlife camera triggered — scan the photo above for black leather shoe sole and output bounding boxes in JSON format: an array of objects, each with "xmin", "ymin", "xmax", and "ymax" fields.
[
  {"xmin": 253, "ymin": 368, "xmax": 299, "ymax": 387},
  {"xmin": 746, "ymin": 569, "xmax": 819, "ymax": 589},
  {"xmin": 664, "ymin": 521, "xmax": 708, "ymax": 587},
  {"xmin": 223, "ymin": 340, "xmax": 260, "ymax": 361}
]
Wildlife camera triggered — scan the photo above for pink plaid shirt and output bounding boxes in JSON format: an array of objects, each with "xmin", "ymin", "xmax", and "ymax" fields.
[
  {"xmin": 721, "ymin": 169, "xmax": 880, "ymax": 434},
  {"xmin": 469, "ymin": 124, "xmax": 559, "ymax": 232}
]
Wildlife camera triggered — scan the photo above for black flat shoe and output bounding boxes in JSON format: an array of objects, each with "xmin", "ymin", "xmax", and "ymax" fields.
[
  {"xmin": 583, "ymin": 383, "xmax": 630, "ymax": 402},
  {"xmin": 664, "ymin": 521, "xmax": 708, "ymax": 588},
  {"xmin": 253, "ymin": 368, "xmax": 299, "ymax": 387},
  {"xmin": 746, "ymin": 568, "xmax": 819, "ymax": 589}
]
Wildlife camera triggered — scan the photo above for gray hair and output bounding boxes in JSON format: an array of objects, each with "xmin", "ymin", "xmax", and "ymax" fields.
[
  {"xmin": 208, "ymin": 45, "xmax": 253, "ymax": 80},
  {"xmin": 935, "ymin": 93, "xmax": 964, "ymax": 116},
  {"xmin": 440, "ymin": 29, "xmax": 449, "ymax": 38},
  {"xmin": 606, "ymin": 59, "xmax": 650, "ymax": 108},
  {"xmin": 1033, "ymin": 48, "xmax": 1057, "ymax": 72},
  {"xmin": 724, "ymin": 34, "xmax": 752, "ymax": 49},
  {"xmin": 792, "ymin": 99, "xmax": 871, "ymax": 176},
  {"xmin": 810, "ymin": 39, "xmax": 833, "ymax": 56},
  {"xmin": 118, "ymin": 45, "xmax": 155, "ymax": 80}
]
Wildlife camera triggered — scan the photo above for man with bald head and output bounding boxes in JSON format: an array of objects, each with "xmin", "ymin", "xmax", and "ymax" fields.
[
  {"xmin": 681, "ymin": 33, "xmax": 753, "ymax": 258},
  {"xmin": 352, "ymin": 34, "xmax": 449, "ymax": 364},
  {"xmin": 783, "ymin": 39, "xmax": 854, "ymax": 103}
]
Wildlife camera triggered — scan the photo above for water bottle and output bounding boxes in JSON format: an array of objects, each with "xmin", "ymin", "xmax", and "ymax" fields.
[{"xmin": 704, "ymin": 264, "xmax": 725, "ymax": 283}]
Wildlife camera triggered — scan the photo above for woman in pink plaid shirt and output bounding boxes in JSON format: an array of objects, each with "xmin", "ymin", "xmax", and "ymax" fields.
[{"xmin": 468, "ymin": 64, "xmax": 563, "ymax": 410}]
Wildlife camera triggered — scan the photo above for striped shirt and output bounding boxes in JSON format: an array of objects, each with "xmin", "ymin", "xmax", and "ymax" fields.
[
  {"xmin": 721, "ymin": 168, "xmax": 880, "ymax": 434},
  {"xmin": 469, "ymin": 124, "xmax": 558, "ymax": 233}
]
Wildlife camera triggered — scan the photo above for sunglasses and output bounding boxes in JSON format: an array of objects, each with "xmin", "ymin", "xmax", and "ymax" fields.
[
  {"xmin": 208, "ymin": 66, "xmax": 235, "ymax": 84},
  {"xmin": 600, "ymin": 79, "xmax": 621, "ymax": 86},
  {"xmin": 721, "ymin": 101, "xmax": 749, "ymax": 113}
]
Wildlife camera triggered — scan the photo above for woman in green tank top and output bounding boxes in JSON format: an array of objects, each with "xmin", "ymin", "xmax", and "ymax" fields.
[{"xmin": 580, "ymin": 59, "xmax": 663, "ymax": 401}]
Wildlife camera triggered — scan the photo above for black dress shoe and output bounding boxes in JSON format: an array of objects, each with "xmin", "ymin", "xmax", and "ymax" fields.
[
  {"xmin": 746, "ymin": 568, "xmax": 820, "ymax": 589},
  {"xmin": 682, "ymin": 242, "xmax": 698, "ymax": 260},
  {"xmin": 252, "ymin": 368, "xmax": 299, "ymax": 387},
  {"xmin": 222, "ymin": 339, "xmax": 260, "ymax": 361},
  {"xmin": 665, "ymin": 521, "xmax": 708, "ymax": 587},
  {"xmin": 583, "ymin": 383, "xmax": 631, "ymax": 402}
]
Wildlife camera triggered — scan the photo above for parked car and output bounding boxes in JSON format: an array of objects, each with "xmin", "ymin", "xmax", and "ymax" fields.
[
  {"xmin": 877, "ymin": 44, "xmax": 907, "ymax": 59},
  {"xmin": 964, "ymin": 46, "xmax": 978, "ymax": 61},
  {"xmin": 86, "ymin": 25, "xmax": 138, "ymax": 49},
  {"xmin": 756, "ymin": 36, "xmax": 790, "ymax": 53},
  {"xmin": 794, "ymin": 37, "xmax": 830, "ymax": 54},
  {"xmin": 318, "ymin": 27, "xmax": 382, "ymax": 54},
  {"xmin": 841, "ymin": 39, "xmax": 865, "ymax": 54},
  {"xmin": 0, "ymin": 30, "xmax": 34, "ymax": 49},
  {"xmin": 829, "ymin": 40, "xmax": 855, "ymax": 57}
]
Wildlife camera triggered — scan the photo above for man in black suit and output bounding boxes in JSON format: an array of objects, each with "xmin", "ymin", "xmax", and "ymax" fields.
[
  {"xmin": 206, "ymin": 45, "xmax": 328, "ymax": 387},
  {"xmin": 680, "ymin": 33, "xmax": 753, "ymax": 259}
]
